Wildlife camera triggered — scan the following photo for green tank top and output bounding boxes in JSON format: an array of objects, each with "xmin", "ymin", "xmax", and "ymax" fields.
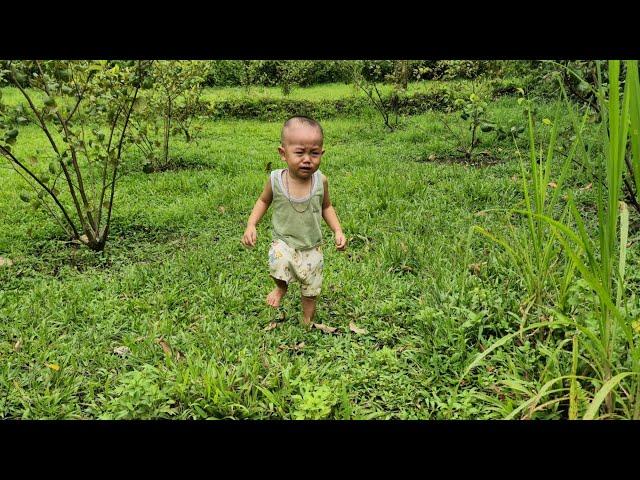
[{"xmin": 270, "ymin": 168, "xmax": 324, "ymax": 250}]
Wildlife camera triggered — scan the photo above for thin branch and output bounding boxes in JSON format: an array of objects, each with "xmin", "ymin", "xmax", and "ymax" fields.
[
  {"xmin": 103, "ymin": 66, "xmax": 143, "ymax": 244},
  {"xmin": 9, "ymin": 162, "xmax": 71, "ymax": 235},
  {"xmin": 98, "ymin": 86, "xmax": 129, "ymax": 230},
  {"xmin": 36, "ymin": 61, "xmax": 97, "ymax": 237},
  {"xmin": 0, "ymin": 145, "xmax": 79, "ymax": 238},
  {"xmin": 9, "ymin": 66, "xmax": 86, "ymax": 231}
]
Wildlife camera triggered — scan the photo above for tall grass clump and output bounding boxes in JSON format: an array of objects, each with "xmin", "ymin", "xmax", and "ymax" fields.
[
  {"xmin": 627, "ymin": 60, "xmax": 640, "ymax": 213},
  {"xmin": 471, "ymin": 94, "xmax": 582, "ymax": 315},
  {"xmin": 463, "ymin": 61, "xmax": 640, "ymax": 419}
]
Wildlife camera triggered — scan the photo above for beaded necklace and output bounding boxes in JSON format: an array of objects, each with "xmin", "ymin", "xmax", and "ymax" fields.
[{"xmin": 284, "ymin": 169, "xmax": 313, "ymax": 214}]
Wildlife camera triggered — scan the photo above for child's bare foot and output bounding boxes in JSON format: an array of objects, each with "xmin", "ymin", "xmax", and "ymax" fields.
[{"xmin": 266, "ymin": 286, "xmax": 287, "ymax": 308}]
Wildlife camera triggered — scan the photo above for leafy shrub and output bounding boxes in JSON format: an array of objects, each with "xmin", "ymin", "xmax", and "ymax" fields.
[
  {"xmin": 206, "ymin": 60, "xmax": 246, "ymax": 87},
  {"xmin": 129, "ymin": 60, "xmax": 209, "ymax": 173},
  {"xmin": 206, "ymin": 88, "xmax": 462, "ymax": 122},
  {"xmin": 291, "ymin": 382, "xmax": 339, "ymax": 419},
  {"xmin": 205, "ymin": 61, "xmax": 356, "ymax": 88},
  {"xmin": 98, "ymin": 365, "xmax": 177, "ymax": 419},
  {"xmin": 0, "ymin": 60, "xmax": 147, "ymax": 251},
  {"xmin": 415, "ymin": 61, "xmax": 502, "ymax": 81}
]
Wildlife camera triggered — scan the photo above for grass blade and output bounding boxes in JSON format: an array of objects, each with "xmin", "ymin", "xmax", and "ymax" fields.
[
  {"xmin": 583, "ymin": 372, "xmax": 634, "ymax": 420},
  {"xmin": 569, "ymin": 335, "xmax": 580, "ymax": 420}
]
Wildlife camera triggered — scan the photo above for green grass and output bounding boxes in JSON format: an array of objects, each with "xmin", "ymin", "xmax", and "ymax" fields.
[
  {"xmin": 1, "ymin": 79, "xmax": 487, "ymax": 109},
  {"xmin": 1, "ymin": 84, "xmax": 637, "ymax": 419}
]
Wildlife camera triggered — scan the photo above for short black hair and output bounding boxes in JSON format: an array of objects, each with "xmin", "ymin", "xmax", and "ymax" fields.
[{"xmin": 281, "ymin": 115, "xmax": 324, "ymax": 145}]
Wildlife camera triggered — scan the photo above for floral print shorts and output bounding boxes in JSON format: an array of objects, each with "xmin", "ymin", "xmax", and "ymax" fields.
[{"xmin": 268, "ymin": 239, "xmax": 323, "ymax": 297}]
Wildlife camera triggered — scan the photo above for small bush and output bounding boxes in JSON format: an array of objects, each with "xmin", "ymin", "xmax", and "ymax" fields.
[
  {"xmin": 205, "ymin": 61, "xmax": 356, "ymax": 88},
  {"xmin": 205, "ymin": 86, "xmax": 465, "ymax": 121}
]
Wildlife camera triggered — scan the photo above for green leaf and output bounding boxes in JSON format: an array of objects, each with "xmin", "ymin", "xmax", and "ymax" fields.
[
  {"xmin": 583, "ymin": 372, "xmax": 634, "ymax": 419},
  {"xmin": 577, "ymin": 81, "xmax": 590, "ymax": 92},
  {"xmin": 43, "ymin": 96, "xmax": 56, "ymax": 108},
  {"xmin": 19, "ymin": 192, "xmax": 30, "ymax": 202},
  {"xmin": 48, "ymin": 162, "xmax": 57, "ymax": 175}
]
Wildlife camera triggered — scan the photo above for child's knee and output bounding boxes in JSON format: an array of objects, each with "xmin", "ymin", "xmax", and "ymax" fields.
[{"xmin": 300, "ymin": 288, "xmax": 320, "ymax": 298}]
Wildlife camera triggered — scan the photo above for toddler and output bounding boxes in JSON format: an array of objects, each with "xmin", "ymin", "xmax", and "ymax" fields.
[{"xmin": 242, "ymin": 116, "xmax": 346, "ymax": 326}]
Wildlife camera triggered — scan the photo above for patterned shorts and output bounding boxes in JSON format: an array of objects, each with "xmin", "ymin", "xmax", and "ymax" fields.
[{"xmin": 268, "ymin": 239, "xmax": 323, "ymax": 297}]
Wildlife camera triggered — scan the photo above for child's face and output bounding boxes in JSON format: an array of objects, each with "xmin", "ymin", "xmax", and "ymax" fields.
[{"xmin": 278, "ymin": 125, "xmax": 324, "ymax": 180}]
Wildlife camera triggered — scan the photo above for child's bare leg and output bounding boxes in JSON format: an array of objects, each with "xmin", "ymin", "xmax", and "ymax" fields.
[
  {"xmin": 267, "ymin": 277, "xmax": 288, "ymax": 308},
  {"xmin": 301, "ymin": 295, "xmax": 317, "ymax": 326}
]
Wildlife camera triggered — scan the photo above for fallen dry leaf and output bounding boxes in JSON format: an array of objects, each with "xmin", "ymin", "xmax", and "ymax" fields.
[
  {"xmin": 0, "ymin": 256, "xmax": 14, "ymax": 267},
  {"xmin": 312, "ymin": 323, "xmax": 338, "ymax": 334},
  {"xmin": 428, "ymin": 154, "xmax": 436, "ymax": 161},
  {"xmin": 79, "ymin": 234, "xmax": 89, "ymax": 243},
  {"xmin": 547, "ymin": 182, "xmax": 558, "ymax": 189},
  {"xmin": 218, "ymin": 206, "xmax": 226, "ymax": 214},
  {"xmin": 13, "ymin": 339, "xmax": 22, "ymax": 351},
  {"xmin": 113, "ymin": 346, "xmax": 130, "ymax": 356},
  {"xmin": 511, "ymin": 175, "xmax": 519, "ymax": 182},
  {"xmin": 47, "ymin": 363, "xmax": 60, "ymax": 371},
  {"xmin": 277, "ymin": 342, "xmax": 305, "ymax": 352},
  {"xmin": 348, "ymin": 322, "xmax": 368, "ymax": 335},
  {"xmin": 156, "ymin": 338, "xmax": 172, "ymax": 355},
  {"xmin": 468, "ymin": 263, "xmax": 483, "ymax": 275},
  {"xmin": 264, "ymin": 322, "xmax": 278, "ymax": 332},
  {"xmin": 474, "ymin": 210, "xmax": 488, "ymax": 217},
  {"xmin": 580, "ymin": 183, "xmax": 593, "ymax": 191}
]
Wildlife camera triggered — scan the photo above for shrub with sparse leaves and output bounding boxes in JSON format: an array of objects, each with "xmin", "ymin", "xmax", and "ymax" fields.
[
  {"xmin": 129, "ymin": 60, "xmax": 209, "ymax": 173},
  {"xmin": 0, "ymin": 60, "xmax": 148, "ymax": 251}
]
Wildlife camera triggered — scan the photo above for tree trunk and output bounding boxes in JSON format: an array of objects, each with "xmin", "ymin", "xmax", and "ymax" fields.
[{"xmin": 163, "ymin": 98, "xmax": 172, "ymax": 167}]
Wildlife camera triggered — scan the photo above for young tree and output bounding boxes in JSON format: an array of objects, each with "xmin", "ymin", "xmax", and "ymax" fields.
[
  {"xmin": 128, "ymin": 60, "xmax": 209, "ymax": 173},
  {"xmin": 351, "ymin": 61, "xmax": 401, "ymax": 131},
  {"xmin": 0, "ymin": 60, "xmax": 149, "ymax": 251}
]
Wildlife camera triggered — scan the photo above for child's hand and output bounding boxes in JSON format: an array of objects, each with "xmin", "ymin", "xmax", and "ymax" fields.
[
  {"xmin": 242, "ymin": 225, "xmax": 257, "ymax": 248},
  {"xmin": 335, "ymin": 231, "xmax": 346, "ymax": 251}
]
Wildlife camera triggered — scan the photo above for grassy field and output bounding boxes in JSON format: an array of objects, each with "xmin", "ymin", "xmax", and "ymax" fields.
[
  {"xmin": 1, "ymin": 82, "xmax": 637, "ymax": 419},
  {"xmin": 0, "ymin": 79, "xmax": 486, "ymax": 109}
]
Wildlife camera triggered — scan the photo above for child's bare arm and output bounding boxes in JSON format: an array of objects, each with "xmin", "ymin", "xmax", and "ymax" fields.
[
  {"xmin": 321, "ymin": 176, "xmax": 346, "ymax": 250},
  {"xmin": 242, "ymin": 179, "xmax": 273, "ymax": 247}
]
